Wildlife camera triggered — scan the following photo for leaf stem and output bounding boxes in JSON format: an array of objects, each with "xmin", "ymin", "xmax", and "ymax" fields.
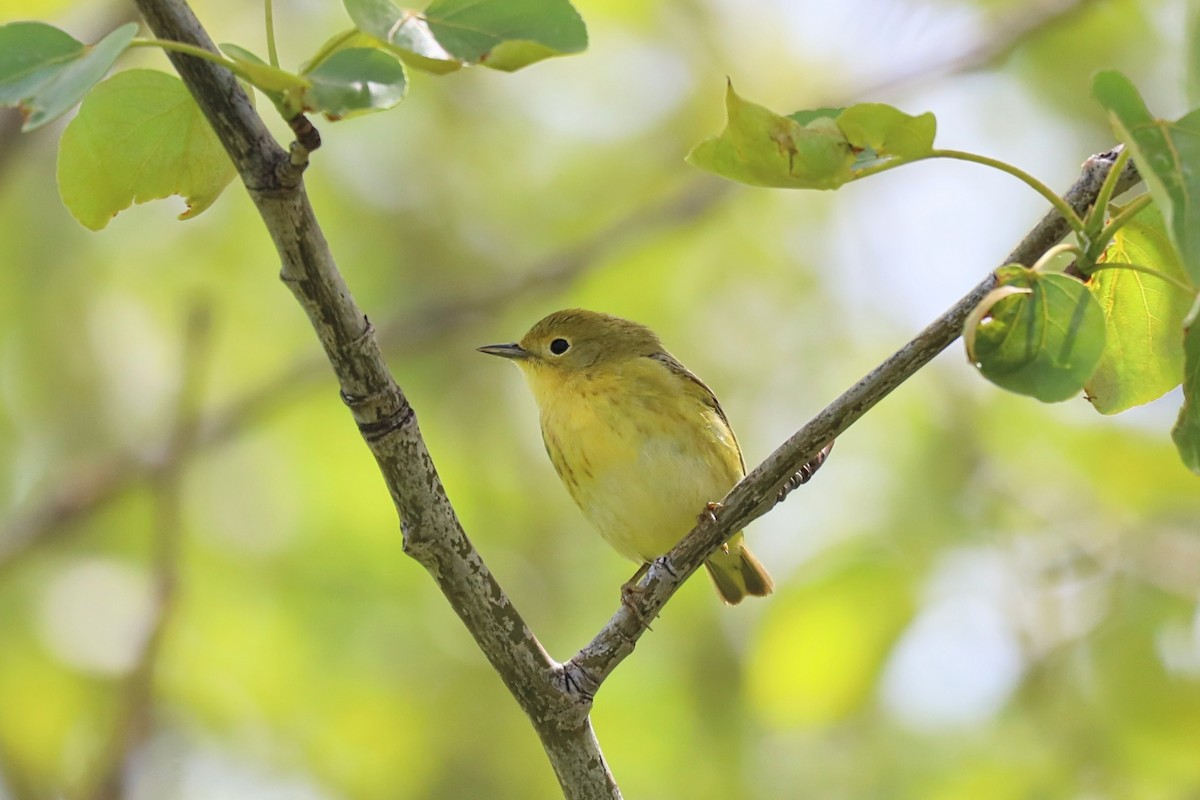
[
  {"xmin": 929, "ymin": 149, "xmax": 1086, "ymax": 234},
  {"xmin": 130, "ymin": 38, "xmax": 252, "ymax": 81},
  {"xmin": 265, "ymin": 0, "xmax": 280, "ymax": 67},
  {"xmin": 1088, "ymin": 147, "xmax": 1131, "ymax": 234},
  {"xmin": 1030, "ymin": 242, "xmax": 1083, "ymax": 272},
  {"xmin": 1098, "ymin": 192, "xmax": 1154, "ymax": 242},
  {"xmin": 1089, "ymin": 262, "xmax": 1198, "ymax": 296}
]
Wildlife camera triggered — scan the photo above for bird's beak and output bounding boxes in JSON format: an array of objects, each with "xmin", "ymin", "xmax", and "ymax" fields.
[{"xmin": 477, "ymin": 342, "xmax": 531, "ymax": 360}]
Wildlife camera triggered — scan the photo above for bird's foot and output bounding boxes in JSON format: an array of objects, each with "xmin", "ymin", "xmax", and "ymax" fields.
[
  {"xmin": 777, "ymin": 440, "xmax": 836, "ymax": 502},
  {"xmin": 620, "ymin": 580, "xmax": 654, "ymax": 630},
  {"xmin": 699, "ymin": 503, "xmax": 730, "ymax": 554}
]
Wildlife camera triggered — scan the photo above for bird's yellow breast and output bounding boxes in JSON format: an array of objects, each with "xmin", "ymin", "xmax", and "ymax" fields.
[{"xmin": 520, "ymin": 356, "xmax": 744, "ymax": 563}]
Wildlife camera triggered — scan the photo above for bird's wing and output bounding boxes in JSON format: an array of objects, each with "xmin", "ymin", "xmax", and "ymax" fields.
[{"xmin": 647, "ymin": 351, "xmax": 746, "ymax": 473}]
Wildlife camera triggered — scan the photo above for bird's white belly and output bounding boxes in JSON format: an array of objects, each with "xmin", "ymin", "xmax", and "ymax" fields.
[{"xmin": 577, "ymin": 436, "xmax": 733, "ymax": 563}]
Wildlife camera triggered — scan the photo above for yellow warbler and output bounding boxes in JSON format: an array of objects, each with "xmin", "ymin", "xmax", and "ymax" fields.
[{"xmin": 479, "ymin": 309, "xmax": 772, "ymax": 604}]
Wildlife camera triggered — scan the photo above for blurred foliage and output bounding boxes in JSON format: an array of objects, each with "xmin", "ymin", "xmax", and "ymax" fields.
[{"xmin": 1, "ymin": 0, "xmax": 1199, "ymax": 798}]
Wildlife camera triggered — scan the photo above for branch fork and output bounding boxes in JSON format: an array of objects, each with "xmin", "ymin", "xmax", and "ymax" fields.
[{"xmin": 120, "ymin": 2, "xmax": 1142, "ymax": 796}]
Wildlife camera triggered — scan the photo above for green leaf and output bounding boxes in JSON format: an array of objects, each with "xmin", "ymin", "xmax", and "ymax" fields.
[
  {"xmin": 686, "ymin": 83, "xmax": 935, "ymax": 189},
  {"xmin": 0, "ymin": 23, "xmax": 80, "ymax": 102},
  {"xmin": 219, "ymin": 44, "xmax": 311, "ymax": 95},
  {"xmin": 1093, "ymin": 71, "xmax": 1200, "ymax": 286},
  {"xmin": 787, "ymin": 107, "xmax": 845, "ymax": 126},
  {"xmin": 57, "ymin": 69, "xmax": 235, "ymax": 230},
  {"xmin": 343, "ymin": 0, "xmax": 586, "ymax": 73},
  {"xmin": 305, "ymin": 48, "xmax": 407, "ymax": 119},
  {"xmin": 1173, "ymin": 297, "xmax": 1200, "ymax": 473},
  {"xmin": 0, "ymin": 22, "xmax": 137, "ymax": 131},
  {"xmin": 837, "ymin": 103, "xmax": 936, "ymax": 161},
  {"xmin": 342, "ymin": 0, "xmax": 458, "ymax": 72},
  {"xmin": 1085, "ymin": 203, "xmax": 1197, "ymax": 414},
  {"xmin": 965, "ymin": 265, "xmax": 1107, "ymax": 403},
  {"xmin": 688, "ymin": 84, "xmax": 854, "ymax": 189},
  {"xmin": 392, "ymin": 46, "xmax": 464, "ymax": 76},
  {"xmin": 424, "ymin": 0, "xmax": 586, "ymax": 71}
]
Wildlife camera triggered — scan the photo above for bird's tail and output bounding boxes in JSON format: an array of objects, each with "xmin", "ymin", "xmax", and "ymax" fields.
[{"xmin": 703, "ymin": 533, "xmax": 774, "ymax": 605}]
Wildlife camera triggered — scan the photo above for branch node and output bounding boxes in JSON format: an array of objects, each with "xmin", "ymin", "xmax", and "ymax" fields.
[
  {"xmin": 554, "ymin": 661, "xmax": 599, "ymax": 709},
  {"xmin": 341, "ymin": 386, "xmax": 415, "ymax": 442},
  {"xmin": 650, "ymin": 554, "xmax": 678, "ymax": 579},
  {"xmin": 351, "ymin": 314, "xmax": 375, "ymax": 347}
]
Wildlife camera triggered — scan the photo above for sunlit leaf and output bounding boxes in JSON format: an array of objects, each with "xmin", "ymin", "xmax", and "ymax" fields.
[
  {"xmin": 56, "ymin": 69, "xmax": 235, "ymax": 230},
  {"xmin": 687, "ymin": 83, "xmax": 935, "ymax": 189},
  {"xmin": 305, "ymin": 48, "xmax": 406, "ymax": 118},
  {"xmin": 342, "ymin": 0, "xmax": 586, "ymax": 73},
  {"xmin": 965, "ymin": 265, "xmax": 1106, "ymax": 402},
  {"xmin": 1093, "ymin": 71, "xmax": 1200, "ymax": 285},
  {"xmin": 0, "ymin": 21, "xmax": 137, "ymax": 131},
  {"xmin": 1174, "ymin": 297, "xmax": 1200, "ymax": 473},
  {"xmin": 688, "ymin": 85, "xmax": 853, "ymax": 189},
  {"xmin": 837, "ymin": 102, "xmax": 936, "ymax": 161},
  {"xmin": 1086, "ymin": 203, "xmax": 1196, "ymax": 414}
]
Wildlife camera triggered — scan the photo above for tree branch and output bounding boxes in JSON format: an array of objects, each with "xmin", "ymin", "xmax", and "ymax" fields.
[
  {"xmin": 563, "ymin": 147, "xmax": 1142, "ymax": 696},
  {"xmin": 130, "ymin": 0, "xmax": 618, "ymax": 796}
]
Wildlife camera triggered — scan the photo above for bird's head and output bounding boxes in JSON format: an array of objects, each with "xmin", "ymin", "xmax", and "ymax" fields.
[{"xmin": 478, "ymin": 309, "xmax": 663, "ymax": 375}]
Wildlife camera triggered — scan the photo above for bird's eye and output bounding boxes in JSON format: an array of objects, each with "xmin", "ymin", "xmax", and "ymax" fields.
[{"xmin": 549, "ymin": 338, "xmax": 570, "ymax": 355}]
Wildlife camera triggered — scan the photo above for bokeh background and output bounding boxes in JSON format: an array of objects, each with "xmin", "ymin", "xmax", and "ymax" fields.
[{"xmin": 2, "ymin": 0, "xmax": 1199, "ymax": 797}]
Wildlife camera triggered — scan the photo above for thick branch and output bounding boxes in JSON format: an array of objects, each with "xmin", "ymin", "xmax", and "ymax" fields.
[
  {"xmin": 565, "ymin": 148, "xmax": 1142, "ymax": 694},
  {"xmin": 131, "ymin": 1, "xmax": 617, "ymax": 796}
]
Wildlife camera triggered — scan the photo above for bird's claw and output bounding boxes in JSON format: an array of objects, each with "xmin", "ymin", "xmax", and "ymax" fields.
[
  {"xmin": 700, "ymin": 501, "xmax": 723, "ymax": 523},
  {"xmin": 620, "ymin": 581, "xmax": 654, "ymax": 630},
  {"xmin": 777, "ymin": 440, "xmax": 835, "ymax": 502}
]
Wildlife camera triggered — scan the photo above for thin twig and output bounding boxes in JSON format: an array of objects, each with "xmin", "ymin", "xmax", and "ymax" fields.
[{"xmin": 562, "ymin": 147, "xmax": 1142, "ymax": 697}]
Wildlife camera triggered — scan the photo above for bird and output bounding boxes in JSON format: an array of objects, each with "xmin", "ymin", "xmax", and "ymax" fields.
[{"xmin": 478, "ymin": 308, "xmax": 773, "ymax": 604}]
